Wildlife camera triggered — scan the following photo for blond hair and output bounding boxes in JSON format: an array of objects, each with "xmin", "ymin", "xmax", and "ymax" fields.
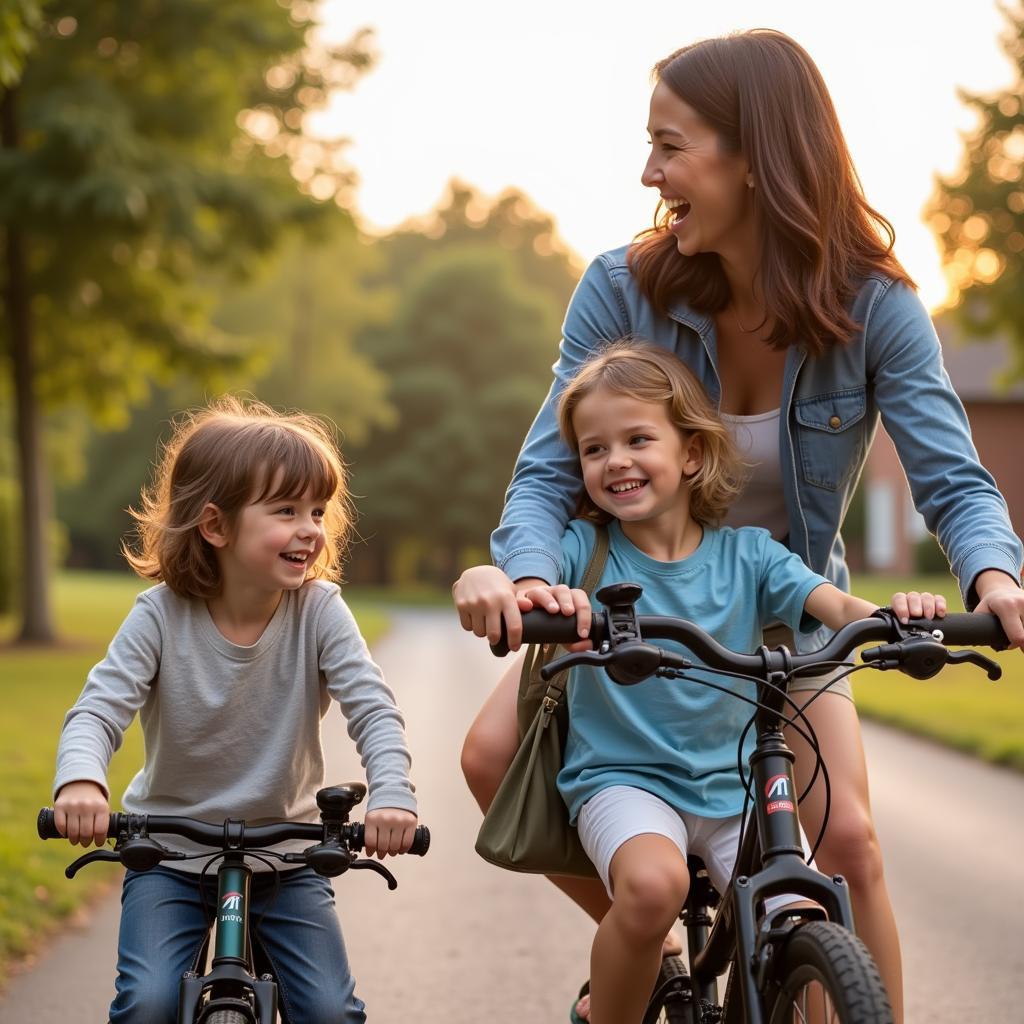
[
  {"xmin": 123, "ymin": 395, "xmax": 352, "ymax": 599},
  {"xmin": 557, "ymin": 341, "xmax": 744, "ymax": 526}
]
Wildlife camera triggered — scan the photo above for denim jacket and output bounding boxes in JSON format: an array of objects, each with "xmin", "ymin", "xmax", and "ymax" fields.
[{"xmin": 491, "ymin": 245, "xmax": 1023, "ymax": 628}]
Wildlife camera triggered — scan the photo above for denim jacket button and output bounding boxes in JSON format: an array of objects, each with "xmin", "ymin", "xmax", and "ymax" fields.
[{"xmin": 828, "ymin": 415, "xmax": 842, "ymax": 429}]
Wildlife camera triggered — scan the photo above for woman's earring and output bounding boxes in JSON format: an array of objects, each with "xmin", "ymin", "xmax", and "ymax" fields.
[{"xmin": 746, "ymin": 175, "xmax": 755, "ymax": 189}]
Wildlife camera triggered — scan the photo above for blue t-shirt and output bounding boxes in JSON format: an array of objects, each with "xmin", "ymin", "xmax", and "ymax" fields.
[{"xmin": 556, "ymin": 519, "xmax": 828, "ymax": 822}]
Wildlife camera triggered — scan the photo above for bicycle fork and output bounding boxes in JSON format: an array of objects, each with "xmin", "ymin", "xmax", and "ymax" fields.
[
  {"xmin": 727, "ymin": 678, "xmax": 857, "ymax": 1023},
  {"xmin": 178, "ymin": 853, "xmax": 277, "ymax": 1024}
]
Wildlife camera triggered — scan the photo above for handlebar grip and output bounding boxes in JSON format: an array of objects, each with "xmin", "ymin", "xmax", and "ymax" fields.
[
  {"xmin": 908, "ymin": 613, "xmax": 1008, "ymax": 650},
  {"xmin": 37, "ymin": 808, "xmax": 123, "ymax": 840},
  {"xmin": 350, "ymin": 822, "xmax": 431, "ymax": 856},
  {"xmin": 490, "ymin": 609, "xmax": 599, "ymax": 657},
  {"xmin": 409, "ymin": 826, "xmax": 430, "ymax": 856},
  {"xmin": 37, "ymin": 808, "xmax": 61, "ymax": 839}
]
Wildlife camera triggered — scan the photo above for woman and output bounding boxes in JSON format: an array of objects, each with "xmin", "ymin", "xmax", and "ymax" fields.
[{"xmin": 455, "ymin": 29, "xmax": 1024, "ymax": 1023}]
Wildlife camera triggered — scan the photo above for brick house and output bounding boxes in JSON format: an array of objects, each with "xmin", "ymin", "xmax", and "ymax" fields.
[{"xmin": 861, "ymin": 317, "xmax": 1024, "ymax": 574}]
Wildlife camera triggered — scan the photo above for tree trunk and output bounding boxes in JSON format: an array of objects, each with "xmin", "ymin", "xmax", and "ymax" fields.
[{"xmin": 2, "ymin": 86, "xmax": 55, "ymax": 644}]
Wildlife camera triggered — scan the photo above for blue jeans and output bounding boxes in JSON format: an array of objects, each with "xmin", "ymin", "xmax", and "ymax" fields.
[{"xmin": 109, "ymin": 865, "xmax": 366, "ymax": 1023}]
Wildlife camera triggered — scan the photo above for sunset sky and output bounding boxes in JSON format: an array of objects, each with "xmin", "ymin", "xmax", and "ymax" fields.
[{"xmin": 313, "ymin": 0, "xmax": 1016, "ymax": 312}]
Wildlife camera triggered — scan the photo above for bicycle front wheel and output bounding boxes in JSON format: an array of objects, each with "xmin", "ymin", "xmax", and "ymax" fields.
[
  {"xmin": 206, "ymin": 1011, "xmax": 250, "ymax": 1024},
  {"xmin": 642, "ymin": 956, "xmax": 693, "ymax": 1024},
  {"xmin": 766, "ymin": 921, "xmax": 893, "ymax": 1024}
]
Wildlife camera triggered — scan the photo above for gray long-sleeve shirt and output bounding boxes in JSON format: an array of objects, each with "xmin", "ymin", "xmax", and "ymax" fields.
[{"xmin": 54, "ymin": 580, "xmax": 415, "ymax": 868}]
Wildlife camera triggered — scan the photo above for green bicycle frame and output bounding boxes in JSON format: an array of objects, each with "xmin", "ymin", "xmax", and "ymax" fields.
[{"xmin": 213, "ymin": 855, "xmax": 252, "ymax": 965}]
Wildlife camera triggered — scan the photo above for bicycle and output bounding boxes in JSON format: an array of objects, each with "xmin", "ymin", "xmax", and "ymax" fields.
[
  {"xmin": 37, "ymin": 781, "xmax": 429, "ymax": 1024},
  {"xmin": 492, "ymin": 581, "xmax": 1007, "ymax": 1024}
]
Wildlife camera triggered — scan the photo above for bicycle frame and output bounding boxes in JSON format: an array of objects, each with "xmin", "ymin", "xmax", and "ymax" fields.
[
  {"xmin": 38, "ymin": 784, "xmax": 429, "ymax": 1024},
  {"xmin": 178, "ymin": 852, "xmax": 277, "ymax": 1024},
  {"xmin": 507, "ymin": 589, "xmax": 1006, "ymax": 1023},
  {"xmin": 684, "ymin": 666, "xmax": 856, "ymax": 1024}
]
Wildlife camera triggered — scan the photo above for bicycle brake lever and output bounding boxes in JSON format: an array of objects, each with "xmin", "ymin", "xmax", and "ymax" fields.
[
  {"xmin": 348, "ymin": 859, "xmax": 398, "ymax": 890},
  {"xmin": 946, "ymin": 649, "xmax": 1002, "ymax": 680},
  {"xmin": 540, "ymin": 650, "xmax": 608, "ymax": 681},
  {"xmin": 65, "ymin": 848, "xmax": 122, "ymax": 879},
  {"xmin": 861, "ymin": 637, "xmax": 948, "ymax": 679}
]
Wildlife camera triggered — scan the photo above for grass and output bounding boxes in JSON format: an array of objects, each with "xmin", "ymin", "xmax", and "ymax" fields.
[
  {"xmin": 0, "ymin": 571, "xmax": 388, "ymax": 983},
  {"xmin": 850, "ymin": 574, "xmax": 1024, "ymax": 770}
]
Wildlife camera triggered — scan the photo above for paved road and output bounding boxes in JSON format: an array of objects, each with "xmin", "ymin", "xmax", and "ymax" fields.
[{"xmin": 3, "ymin": 608, "xmax": 1022, "ymax": 1022}]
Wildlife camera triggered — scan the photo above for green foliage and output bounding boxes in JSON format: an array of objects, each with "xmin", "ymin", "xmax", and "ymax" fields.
[
  {"xmin": 57, "ymin": 213, "xmax": 397, "ymax": 570},
  {"xmin": 351, "ymin": 190, "xmax": 578, "ymax": 582},
  {"xmin": 210, "ymin": 210, "xmax": 395, "ymax": 447},
  {"xmin": 0, "ymin": 1, "xmax": 376, "ymax": 419},
  {"xmin": 0, "ymin": 0, "xmax": 43, "ymax": 86},
  {"xmin": 927, "ymin": 2, "xmax": 1024, "ymax": 378}
]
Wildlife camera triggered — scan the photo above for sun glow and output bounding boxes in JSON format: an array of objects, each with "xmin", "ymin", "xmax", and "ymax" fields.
[{"xmin": 314, "ymin": 0, "xmax": 1016, "ymax": 313}]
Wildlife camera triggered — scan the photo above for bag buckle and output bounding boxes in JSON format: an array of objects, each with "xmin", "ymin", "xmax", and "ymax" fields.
[{"xmin": 540, "ymin": 694, "xmax": 559, "ymax": 725}]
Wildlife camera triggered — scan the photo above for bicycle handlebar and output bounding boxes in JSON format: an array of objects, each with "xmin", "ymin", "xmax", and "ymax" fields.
[
  {"xmin": 491, "ymin": 608, "xmax": 1008, "ymax": 669},
  {"xmin": 36, "ymin": 808, "xmax": 431, "ymax": 857}
]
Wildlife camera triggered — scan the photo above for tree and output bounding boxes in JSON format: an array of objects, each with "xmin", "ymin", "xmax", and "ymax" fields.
[
  {"xmin": 352, "ymin": 245, "xmax": 563, "ymax": 584},
  {"xmin": 57, "ymin": 213, "xmax": 396, "ymax": 571},
  {"xmin": 348, "ymin": 183, "xmax": 580, "ymax": 584},
  {"xmin": 927, "ymin": 1, "xmax": 1024, "ymax": 380},
  {"xmin": 0, "ymin": 1, "xmax": 373, "ymax": 641}
]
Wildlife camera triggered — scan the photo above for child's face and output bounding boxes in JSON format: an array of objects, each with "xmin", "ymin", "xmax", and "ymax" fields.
[
  {"xmin": 572, "ymin": 388, "xmax": 702, "ymax": 527},
  {"xmin": 221, "ymin": 485, "xmax": 328, "ymax": 595}
]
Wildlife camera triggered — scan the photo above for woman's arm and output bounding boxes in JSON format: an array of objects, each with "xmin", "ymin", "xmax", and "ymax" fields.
[
  {"xmin": 866, "ymin": 281, "xmax": 1023, "ymax": 642},
  {"xmin": 490, "ymin": 253, "xmax": 630, "ymax": 585}
]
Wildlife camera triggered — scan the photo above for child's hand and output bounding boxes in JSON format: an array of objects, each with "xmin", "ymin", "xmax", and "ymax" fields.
[
  {"xmin": 890, "ymin": 590, "xmax": 947, "ymax": 625},
  {"xmin": 54, "ymin": 780, "xmax": 110, "ymax": 847},
  {"xmin": 515, "ymin": 582, "xmax": 593, "ymax": 651},
  {"xmin": 363, "ymin": 808, "xmax": 418, "ymax": 859}
]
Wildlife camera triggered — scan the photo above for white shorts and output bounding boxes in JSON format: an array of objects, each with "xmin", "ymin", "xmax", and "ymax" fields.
[{"xmin": 577, "ymin": 785, "xmax": 814, "ymax": 914}]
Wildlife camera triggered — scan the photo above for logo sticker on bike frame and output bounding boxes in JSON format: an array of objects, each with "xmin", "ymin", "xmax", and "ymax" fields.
[
  {"xmin": 764, "ymin": 774, "xmax": 795, "ymax": 815},
  {"xmin": 221, "ymin": 891, "xmax": 243, "ymax": 911}
]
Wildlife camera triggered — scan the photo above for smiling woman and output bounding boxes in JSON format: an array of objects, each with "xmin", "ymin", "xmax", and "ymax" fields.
[{"xmin": 453, "ymin": 26, "xmax": 1024, "ymax": 1024}]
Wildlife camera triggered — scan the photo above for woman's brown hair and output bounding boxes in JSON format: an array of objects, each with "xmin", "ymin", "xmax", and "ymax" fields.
[
  {"xmin": 558, "ymin": 341, "xmax": 744, "ymax": 526},
  {"xmin": 124, "ymin": 396, "xmax": 352, "ymax": 599},
  {"xmin": 629, "ymin": 29, "xmax": 914, "ymax": 355}
]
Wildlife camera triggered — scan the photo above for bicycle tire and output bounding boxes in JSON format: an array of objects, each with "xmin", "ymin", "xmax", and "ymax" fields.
[
  {"xmin": 764, "ymin": 921, "xmax": 893, "ymax": 1024},
  {"xmin": 642, "ymin": 956, "xmax": 693, "ymax": 1024},
  {"xmin": 206, "ymin": 1011, "xmax": 250, "ymax": 1024}
]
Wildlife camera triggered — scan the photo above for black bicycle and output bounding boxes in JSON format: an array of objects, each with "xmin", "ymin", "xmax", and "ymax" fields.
[
  {"xmin": 493, "ymin": 582, "xmax": 1007, "ymax": 1024},
  {"xmin": 37, "ymin": 781, "xmax": 429, "ymax": 1024}
]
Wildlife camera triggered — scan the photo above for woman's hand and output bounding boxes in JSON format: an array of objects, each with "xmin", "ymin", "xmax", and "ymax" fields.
[
  {"xmin": 453, "ymin": 567, "xmax": 591, "ymax": 651},
  {"xmin": 54, "ymin": 780, "xmax": 110, "ymax": 847},
  {"xmin": 973, "ymin": 570, "xmax": 1024, "ymax": 650},
  {"xmin": 363, "ymin": 808, "xmax": 418, "ymax": 859},
  {"xmin": 889, "ymin": 590, "xmax": 947, "ymax": 624}
]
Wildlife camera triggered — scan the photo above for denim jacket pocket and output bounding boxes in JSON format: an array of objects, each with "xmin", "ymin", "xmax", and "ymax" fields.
[{"xmin": 793, "ymin": 387, "xmax": 867, "ymax": 492}]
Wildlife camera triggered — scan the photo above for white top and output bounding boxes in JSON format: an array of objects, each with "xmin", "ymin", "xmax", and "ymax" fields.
[{"xmin": 721, "ymin": 408, "xmax": 788, "ymax": 541}]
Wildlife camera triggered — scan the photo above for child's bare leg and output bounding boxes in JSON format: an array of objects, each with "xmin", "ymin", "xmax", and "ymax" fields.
[
  {"xmin": 460, "ymin": 661, "xmax": 683, "ymax": 959},
  {"xmin": 589, "ymin": 834, "xmax": 689, "ymax": 1024}
]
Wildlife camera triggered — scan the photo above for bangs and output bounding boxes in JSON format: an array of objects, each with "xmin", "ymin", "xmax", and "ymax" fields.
[{"xmin": 249, "ymin": 427, "xmax": 341, "ymax": 505}]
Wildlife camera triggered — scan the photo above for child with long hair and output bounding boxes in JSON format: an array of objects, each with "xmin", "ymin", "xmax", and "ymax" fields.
[
  {"xmin": 454, "ymin": 342, "xmax": 943, "ymax": 1024},
  {"xmin": 53, "ymin": 396, "xmax": 416, "ymax": 1023}
]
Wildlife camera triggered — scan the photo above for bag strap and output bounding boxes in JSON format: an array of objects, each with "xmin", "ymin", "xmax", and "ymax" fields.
[
  {"xmin": 537, "ymin": 523, "xmax": 610, "ymax": 721},
  {"xmin": 578, "ymin": 522, "xmax": 610, "ymax": 597}
]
